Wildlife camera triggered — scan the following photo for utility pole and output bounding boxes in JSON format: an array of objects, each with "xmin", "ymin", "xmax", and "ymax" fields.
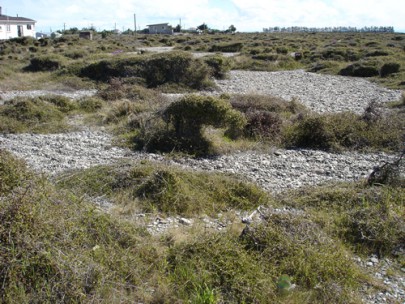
[{"xmin": 134, "ymin": 13, "xmax": 137, "ymax": 39}]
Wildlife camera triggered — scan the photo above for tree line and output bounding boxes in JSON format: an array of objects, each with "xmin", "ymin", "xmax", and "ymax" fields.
[{"xmin": 263, "ymin": 26, "xmax": 395, "ymax": 33}]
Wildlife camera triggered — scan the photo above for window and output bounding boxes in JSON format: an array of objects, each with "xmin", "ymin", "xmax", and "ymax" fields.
[
  {"xmin": 27, "ymin": 24, "xmax": 32, "ymax": 30},
  {"xmin": 0, "ymin": 26, "xmax": 2, "ymax": 31},
  {"xmin": 6, "ymin": 24, "xmax": 10, "ymax": 32}
]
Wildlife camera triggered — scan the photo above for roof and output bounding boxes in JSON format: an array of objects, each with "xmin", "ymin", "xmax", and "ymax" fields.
[
  {"xmin": 0, "ymin": 15, "xmax": 36, "ymax": 23},
  {"xmin": 147, "ymin": 23, "xmax": 170, "ymax": 27}
]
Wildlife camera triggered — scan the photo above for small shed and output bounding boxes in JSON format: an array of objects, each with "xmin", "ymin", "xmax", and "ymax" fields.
[
  {"xmin": 147, "ymin": 23, "xmax": 173, "ymax": 35},
  {"xmin": 79, "ymin": 31, "xmax": 93, "ymax": 40}
]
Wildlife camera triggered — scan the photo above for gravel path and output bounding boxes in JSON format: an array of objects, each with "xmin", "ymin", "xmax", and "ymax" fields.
[
  {"xmin": 0, "ymin": 89, "xmax": 97, "ymax": 104},
  {"xmin": 0, "ymin": 131, "xmax": 396, "ymax": 193},
  {"xmin": 215, "ymin": 70, "xmax": 402, "ymax": 114}
]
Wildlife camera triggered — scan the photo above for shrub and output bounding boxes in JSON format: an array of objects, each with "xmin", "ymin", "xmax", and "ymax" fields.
[
  {"xmin": 80, "ymin": 52, "xmax": 212, "ymax": 90},
  {"xmin": 39, "ymin": 95, "xmax": 78, "ymax": 113},
  {"xmin": 0, "ymin": 97, "xmax": 67, "ymax": 133},
  {"xmin": 63, "ymin": 49, "xmax": 87, "ymax": 59},
  {"xmin": 244, "ymin": 111, "xmax": 282, "ymax": 140},
  {"xmin": 379, "ymin": 62, "xmax": 400, "ymax": 77},
  {"xmin": 252, "ymin": 53, "xmax": 279, "ymax": 61},
  {"xmin": 338, "ymin": 63, "xmax": 379, "ymax": 77},
  {"xmin": 143, "ymin": 51, "xmax": 211, "ymax": 89},
  {"xmin": 78, "ymin": 97, "xmax": 104, "ymax": 112},
  {"xmin": 230, "ymin": 94, "xmax": 300, "ymax": 113},
  {"xmin": 25, "ymin": 55, "xmax": 66, "ymax": 71},
  {"xmin": 365, "ymin": 50, "xmax": 389, "ymax": 57},
  {"xmin": 284, "ymin": 115, "xmax": 335, "ymax": 150},
  {"xmin": 209, "ymin": 42, "xmax": 243, "ymax": 52},
  {"xmin": 140, "ymin": 95, "xmax": 246, "ymax": 156},
  {"xmin": 203, "ymin": 55, "xmax": 232, "ymax": 79},
  {"xmin": 283, "ymin": 110, "xmax": 404, "ymax": 152},
  {"xmin": 57, "ymin": 162, "xmax": 269, "ymax": 216},
  {"xmin": 0, "ymin": 150, "xmax": 32, "ymax": 196},
  {"xmin": 103, "ymin": 100, "xmax": 147, "ymax": 124}
]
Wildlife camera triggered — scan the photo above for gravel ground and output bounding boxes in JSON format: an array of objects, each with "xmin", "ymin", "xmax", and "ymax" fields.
[
  {"xmin": 0, "ymin": 89, "xmax": 97, "ymax": 104},
  {"xmin": 0, "ymin": 70, "xmax": 404, "ymax": 303},
  {"xmin": 215, "ymin": 70, "xmax": 402, "ymax": 114}
]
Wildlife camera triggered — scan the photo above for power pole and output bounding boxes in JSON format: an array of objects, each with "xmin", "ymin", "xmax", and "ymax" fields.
[{"xmin": 134, "ymin": 14, "xmax": 137, "ymax": 39}]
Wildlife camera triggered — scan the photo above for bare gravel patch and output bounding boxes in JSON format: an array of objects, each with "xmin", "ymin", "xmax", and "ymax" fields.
[{"xmin": 215, "ymin": 70, "xmax": 401, "ymax": 114}]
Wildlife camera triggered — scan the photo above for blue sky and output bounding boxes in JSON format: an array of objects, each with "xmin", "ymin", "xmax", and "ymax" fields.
[{"xmin": 0, "ymin": 0, "xmax": 404, "ymax": 33}]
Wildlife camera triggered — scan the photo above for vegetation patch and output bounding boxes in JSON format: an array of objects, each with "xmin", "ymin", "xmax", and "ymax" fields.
[
  {"xmin": 0, "ymin": 150, "xmax": 32, "ymax": 196},
  {"xmin": 134, "ymin": 94, "xmax": 246, "ymax": 156},
  {"xmin": 282, "ymin": 110, "xmax": 404, "ymax": 152},
  {"xmin": 25, "ymin": 55, "xmax": 67, "ymax": 72},
  {"xmin": 57, "ymin": 161, "xmax": 268, "ymax": 216},
  {"xmin": 0, "ymin": 96, "xmax": 71, "ymax": 133},
  {"xmin": 281, "ymin": 184, "xmax": 405, "ymax": 256}
]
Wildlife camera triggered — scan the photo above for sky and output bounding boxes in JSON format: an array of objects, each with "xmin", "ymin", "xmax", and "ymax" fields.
[{"xmin": 0, "ymin": 0, "xmax": 404, "ymax": 33}]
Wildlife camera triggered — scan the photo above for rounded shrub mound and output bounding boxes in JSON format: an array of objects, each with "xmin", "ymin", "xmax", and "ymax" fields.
[
  {"xmin": 203, "ymin": 54, "xmax": 233, "ymax": 79},
  {"xmin": 339, "ymin": 63, "xmax": 379, "ymax": 77},
  {"xmin": 26, "ymin": 55, "xmax": 67, "ymax": 72},
  {"xmin": 0, "ymin": 97, "xmax": 67, "ymax": 133},
  {"xmin": 379, "ymin": 62, "xmax": 400, "ymax": 77},
  {"xmin": 142, "ymin": 95, "xmax": 246, "ymax": 156},
  {"xmin": 0, "ymin": 150, "xmax": 32, "ymax": 196},
  {"xmin": 143, "ymin": 51, "xmax": 211, "ymax": 89}
]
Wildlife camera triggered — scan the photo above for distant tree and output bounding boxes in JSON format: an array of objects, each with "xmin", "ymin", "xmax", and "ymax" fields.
[
  {"xmin": 228, "ymin": 24, "xmax": 236, "ymax": 33},
  {"xmin": 197, "ymin": 23, "xmax": 208, "ymax": 31},
  {"xmin": 174, "ymin": 24, "xmax": 182, "ymax": 33},
  {"xmin": 63, "ymin": 27, "xmax": 79, "ymax": 34}
]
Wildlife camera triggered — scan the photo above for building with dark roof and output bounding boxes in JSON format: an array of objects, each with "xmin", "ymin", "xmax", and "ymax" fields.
[
  {"xmin": 147, "ymin": 23, "xmax": 173, "ymax": 34},
  {"xmin": 0, "ymin": 6, "xmax": 36, "ymax": 39}
]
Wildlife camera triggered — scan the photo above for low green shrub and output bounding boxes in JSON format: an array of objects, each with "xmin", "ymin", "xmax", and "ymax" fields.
[
  {"xmin": 39, "ymin": 95, "xmax": 78, "ymax": 113},
  {"xmin": 80, "ymin": 52, "xmax": 213, "ymax": 90},
  {"xmin": 63, "ymin": 49, "xmax": 88, "ymax": 59},
  {"xmin": 0, "ymin": 97, "xmax": 68, "ymax": 133},
  {"xmin": 252, "ymin": 53, "xmax": 279, "ymax": 61},
  {"xmin": 284, "ymin": 185, "xmax": 405, "ymax": 256},
  {"xmin": 283, "ymin": 111, "xmax": 404, "ymax": 152},
  {"xmin": 78, "ymin": 96, "xmax": 104, "ymax": 112},
  {"xmin": 25, "ymin": 55, "xmax": 67, "ymax": 71},
  {"xmin": 0, "ymin": 150, "xmax": 32, "ymax": 196},
  {"xmin": 137, "ymin": 95, "xmax": 246, "ymax": 156},
  {"xmin": 365, "ymin": 50, "xmax": 389, "ymax": 57},
  {"xmin": 284, "ymin": 115, "xmax": 335, "ymax": 150},
  {"xmin": 209, "ymin": 42, "xmax": 243, "ymax": 52},
  {"xmin": 244, "ymin": 111, "xmax": 282, "ymax": 140},
  {"xmin": 203, "ymin": 54, "xmax": 232, "ymax": 79},
  {"xmin": 338, "ymin": 63, "xmax": 379, "ymax": 77},
  {"xmin": 57, "ymin": 162, "xmax": 269, "ymax": 216},
  {"xmin": 143, "ymin": 51, "xmax": 211, "ymax": 89},
  {"xmin": 379, "ymin": 62, "xmax": 400, "ymax": 77},
  {"xmin": 0, "ymin": 172, "xmax": 165, "ymax": 303}
]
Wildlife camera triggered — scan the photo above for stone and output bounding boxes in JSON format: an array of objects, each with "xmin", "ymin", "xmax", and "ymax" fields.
[{"xmin": 179, "ymin": 218, "xmax": 193, "ymax": 226}]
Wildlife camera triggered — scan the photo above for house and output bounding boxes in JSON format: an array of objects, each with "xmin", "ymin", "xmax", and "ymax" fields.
[
  {"xmin": 0, "ymin": 7, "xmax": 36, "ymax": 40},
  {"xmin": 147, "ymin": 23, "xmax": 173, "ymax": 35}
]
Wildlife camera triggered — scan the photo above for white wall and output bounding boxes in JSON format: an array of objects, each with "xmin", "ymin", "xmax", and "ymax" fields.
[{"xmin": 0, "ymin": 23, "xmax": 36, "ymax": 39}]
